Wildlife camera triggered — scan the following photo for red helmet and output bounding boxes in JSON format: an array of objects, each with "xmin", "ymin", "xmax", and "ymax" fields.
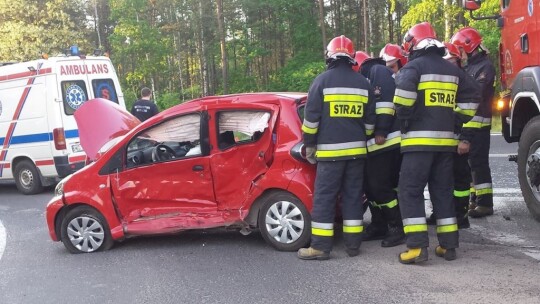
[
  {"xmin": 450, "ymin": 27, "xmax": 482, "ymax": 54},
  {"xmin": 402, "ymin": 22, "xmax": 440, "ymax": 53},
  {"xmin": 380, "ymin": 43, "xmax": 408, "ymax": 67},
  {"xmin": 443, "ymin": 42, "xmax": 461, "ymax": 60},
  {"xmin": 326, "ymin": 35, "xmax": 355, "ymax": 60},
  {"xmin": 352, "ymin": 51, "xmax": 370, "ymax": 72}
]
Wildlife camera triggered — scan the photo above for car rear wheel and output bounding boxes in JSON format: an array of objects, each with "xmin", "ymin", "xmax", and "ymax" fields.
[
  {"xmin": 60, "ymin": 206, "xmax": 114, "ymax": 253},
  {"xmin": 258, "ymin": 191, "xmax": 311, "ymax": 251},
  {"xmin": 14, "ymin": 160, "xmax": 44, "ymax": 195}
]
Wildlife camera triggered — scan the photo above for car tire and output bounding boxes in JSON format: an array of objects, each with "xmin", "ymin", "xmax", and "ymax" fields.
[
  {"xmin": 518, "ymin": 116, "xmax": 540, "ymax": 222},
  {"xmin": 14, "ymin": 160, "xmax": 44, "ymax": 195},
  {"xmin": 258, "ymin": 191, "xmax": 311, "ymax": 251},
  {"xmin": 60, "ymin": 206, "xmax": 114, "ymax": 253}
]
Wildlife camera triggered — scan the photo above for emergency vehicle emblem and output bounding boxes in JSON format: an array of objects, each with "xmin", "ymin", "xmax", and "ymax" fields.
[
  {"xmin": 373, "ymin": 86, "xmax": 382, "ymax": 97},
  {"xmin": 65, "ymin": 84, "xmax": 87, "ymax": 110}
]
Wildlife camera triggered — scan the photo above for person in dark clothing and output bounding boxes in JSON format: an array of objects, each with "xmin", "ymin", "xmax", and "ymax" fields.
[
  {"xmin": 394, "ymin": 22, "xmax": 480, "ymax": 264},
  {"xmin": 353, "ymin": 51, "xmax": 405, "ymax": 248},
  {"xmin": 451, "ymin": 27, "xmax": 496, "ymax": 218},
  {"xmin": 297, "ymin": 35, "xmax": 376, "ymax": 260},
  {"xmin": 131, "ymin": 87, "xmax": 159, "ymax": 122}
]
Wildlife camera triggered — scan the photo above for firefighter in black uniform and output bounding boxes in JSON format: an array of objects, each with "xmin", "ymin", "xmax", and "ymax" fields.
[
  {"xmin": 451, "ymin": 27, "xmax": 496, "ymax": 218},
  {"xmin": 298, "ymin": 35, "xmax": 376, "ymax": 260},
  {"xmin": 352, "ymin": 51, "xmax": 405, "ymax": 247},
  {"xmin": 427, "ymin": 42, "xmax": 478, "ymax": 229},
  {"xmin": 394, "ymin": 22, "xmax": 480, "ymax": 264}
]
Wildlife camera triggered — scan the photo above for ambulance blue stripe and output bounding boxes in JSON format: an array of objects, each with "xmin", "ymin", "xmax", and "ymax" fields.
[{"xmin": 0, "ymin": 130, "xmax": 79, "ymax": 146}]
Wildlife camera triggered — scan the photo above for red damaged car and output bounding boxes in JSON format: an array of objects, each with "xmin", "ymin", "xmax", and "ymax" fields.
[{"xmin": 46, "ymin": 93, "xmax": 315, "ymax": 253}]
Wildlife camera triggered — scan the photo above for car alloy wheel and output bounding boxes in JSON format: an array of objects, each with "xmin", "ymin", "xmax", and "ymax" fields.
[{"xmin": 258, "ymin": 191, "xmax": 311, "ymax": 251}]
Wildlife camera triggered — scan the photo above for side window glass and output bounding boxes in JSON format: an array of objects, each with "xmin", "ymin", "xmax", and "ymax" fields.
[
  {"xmin": 92, "ymin": 79, "xmax": 119, "ymax": 103},
  {"xmin": 126, "ymin": 113, "xmax": 201, "ymax": 167},
  {"xmin": 61, "ymin": 80, "xmax": 88, "ymax": 115},
  {"xmin": 217, "ymin": 111, "xmax": 270, "ymax": 150},
  {"xmin": 502, "ymin": 0, "xmax": 510, "ymax": 9}
]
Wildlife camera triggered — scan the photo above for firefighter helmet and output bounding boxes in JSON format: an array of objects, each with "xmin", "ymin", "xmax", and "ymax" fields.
[
  {"xmin": 352, "ymin": 51, "xmax": 370, "ymax": 72},
  {"xmin": 326, "ymin": 35, "xmax": 355, "ymax": 60},
  {"xmin": 443, "ymin": 42, "xmax": 461, "ymax": 60},
  {"xmin": 380, "ymin": 43, "xmax": 408, "ymax": 67},
  {"xmin": 402, "ymin": 22, "xmax": 443, "ymax": 53},
  {"xmin": 450, "ymin": 27, "xmax": 482, "ymax": 54}
]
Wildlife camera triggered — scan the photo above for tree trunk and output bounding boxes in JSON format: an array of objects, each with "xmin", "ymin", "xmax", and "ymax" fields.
[
  {"xmin": 216, "ymin": 0, "xmax": 228, "ymax": 94},
  {"xmin": 444, "ymin": 0, "xmax": 451, "ymax": 41},
  {"xmin": 363, "ymin": 0, "xmax": 369, "ymax": 51},
  {"xmin": 318, "ymin": 0, "xmax": 327, "ymax": 58}
]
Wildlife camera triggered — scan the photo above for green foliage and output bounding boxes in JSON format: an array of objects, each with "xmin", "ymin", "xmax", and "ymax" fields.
[
  {"xmin": 156, "ymin": 91, "xmax": 182, "ymax": 110},
  {"xmin": 269, "ymin": 53, "xmax": 325, "ymax": 92},
  {"xmin": 0, "ymin": 0, "xmax": 91, "ymax": 61}
]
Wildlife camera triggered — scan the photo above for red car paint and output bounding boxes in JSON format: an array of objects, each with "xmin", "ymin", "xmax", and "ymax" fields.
[{"xmin": 46, "ymin": 93, "xmax": 315, "ymax": 250}]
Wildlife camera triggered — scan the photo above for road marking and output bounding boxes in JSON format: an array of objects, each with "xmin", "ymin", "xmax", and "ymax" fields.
[
  {"xmin": 0, "ymin": 219, "xmax": 6, "ymax": 261},
  {"xmin": 489, "ymin": 153, "xmax": 513, "ymax": 158}
]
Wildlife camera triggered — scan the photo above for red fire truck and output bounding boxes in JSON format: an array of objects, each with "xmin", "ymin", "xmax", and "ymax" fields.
[{"xmin": 463, "ymin": 0, "xmax": 540, "ymax": 221}]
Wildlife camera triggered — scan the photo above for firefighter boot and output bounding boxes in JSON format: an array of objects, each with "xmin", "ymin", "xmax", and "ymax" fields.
[
  {"xmin": 297, "ymin": 247, "xmax": 330, "ymax": 260},
  {"xmin": 363, "ymin": 204, "xmax": 387, "ymax": 241},
  {"xmin": 435, "ymin": 245, "xmax": 457, "ymax": 261},
  {"xmin": 345, "ymin": 248, "xmax": 360, "ymax": 257},
  {"xmin": 469, "ymin": 206, "xmax": 494, "ymax": 218},
  {"xmin": 381, "ymin": 225, "xmax": 406, "ymax": 247},
  {"xmin": 398, "ymin": 247, "xmax": 428, "ymax": 264},
  {"xmin": 455, "ymin": 197, "xmax": 470, "ymax": 229}
]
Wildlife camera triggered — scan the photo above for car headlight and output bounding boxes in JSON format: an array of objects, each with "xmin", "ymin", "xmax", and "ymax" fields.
[{"xmin": 55, "ymin": 175, "xmax": 71, "ymax": 197}]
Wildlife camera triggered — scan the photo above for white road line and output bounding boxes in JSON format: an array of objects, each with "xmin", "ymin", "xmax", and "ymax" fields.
[
  {"xmin": 489, "ymin": 153, "xmax": 513, "ymax": 158},
  {"xmin": 0, "ymin": 219, "xmax": 6, "ymax": 261}
]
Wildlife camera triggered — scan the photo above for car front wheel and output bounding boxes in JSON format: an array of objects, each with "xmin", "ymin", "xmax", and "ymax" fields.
[
  {"xmin": 258, "ymin": 191, "xmax": 311, "ymax": 251},
  {"xmin": 60, "ymin": 206, "xmax": 114, "ymax": 253}
]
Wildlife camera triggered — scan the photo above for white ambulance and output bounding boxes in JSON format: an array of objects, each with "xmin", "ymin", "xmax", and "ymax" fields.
[{"xmin": 0, "ymin": 47, "xmax": 125, "ymax": 194}]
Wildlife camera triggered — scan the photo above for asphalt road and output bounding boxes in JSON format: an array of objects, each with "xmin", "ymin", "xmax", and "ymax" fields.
[{"xmin": 0, "ymin": 134, "xmax": 539, "ymax": 304}]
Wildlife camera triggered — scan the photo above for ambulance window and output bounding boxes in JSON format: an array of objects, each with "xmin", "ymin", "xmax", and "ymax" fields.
[
  {"xmin": 61, "ymin": 80, "xmax": 88, "ymax": 115},
  {"xmin": 92, "ymin": 79, "xmax": 119, "ymax": 103}
]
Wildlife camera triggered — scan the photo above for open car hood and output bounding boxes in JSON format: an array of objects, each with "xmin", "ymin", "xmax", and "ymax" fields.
[{"xmin": 74, "ymin": 98, "xmax": 140, "ymax": 161}]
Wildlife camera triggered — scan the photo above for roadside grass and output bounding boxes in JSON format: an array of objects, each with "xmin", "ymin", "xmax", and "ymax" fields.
[{"xmin": 492, "ymin": 114, "xmax": 502, "ymax": 133}]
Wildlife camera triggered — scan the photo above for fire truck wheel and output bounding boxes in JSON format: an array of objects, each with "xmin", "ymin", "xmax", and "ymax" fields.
[
  {"xmin": 14, "ymin": 160, "xmax": 44, "ymax": 195},
  {"xmin": 60, "ymin": 206, "xmax": 114, "ymax": 254},
  {"xmin": 258, "ymin": 191, "xmax": 311, "ymax": 251},
  {"xmin": 518, "ymin": 116, "xmax": 540, "ymax": 222}
]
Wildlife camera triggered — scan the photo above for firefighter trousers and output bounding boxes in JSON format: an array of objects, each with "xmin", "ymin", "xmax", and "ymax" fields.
[
  {"xmin": 365, "ymin": 148, "xmax": 402, "ymax": 228},
  {"xmin": 454, "ymin": 153, "xmax": 472, "ymax": 218},
  {"xmin": 469, "ymin": 129, "xmax": 493, "ymax": 208},
  {"xmin": 398, "ymin": 152, "xmax": 459, "ymax": 249},
  {"xmin": 311, "ymin": 159, "xmax": 365, "ymax": 253}
]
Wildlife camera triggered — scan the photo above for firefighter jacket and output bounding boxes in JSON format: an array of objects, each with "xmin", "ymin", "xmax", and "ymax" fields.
[
  {"xmin": 393, "ymin": 50, "xmax": 480, "ymax": 153},
  {"xmin": 462, "ymin": 52, "xmax": 496, "ymax": 136},
  {"xmin": 302, "ymin": 59, "xmax": 376, "ymax": 161},
  {"xmin": 360, "ymin": 58, "xmax": 401, "ymax": 155}
]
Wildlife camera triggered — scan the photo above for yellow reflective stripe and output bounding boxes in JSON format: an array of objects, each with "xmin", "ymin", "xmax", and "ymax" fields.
[
  {"xmin": 367, "ymin": 136, "xmax": 401, "ymax": 152},
  {"xmin": 401, "ymin": 138, "xmax": 458, "ymax": 147},
  {"xmin": 418, "ymin": 81, "xmax": 458, "ymax": 91},
  {"xmin": 343, "ymin": 226, "xmax": 364, "ymax": 233},
  {"xmin": 376, "ymin": 108, "xmax": 395, "ymax": 115},
  {"xmin": 455, "ymin": 108, "xmax": 476, "ymax": 117},
  {"xmin": 324, "ymin": 94, "xmax": 368, "ymax": 103},
  {"xmin": 312, "ymin": 228, "xmax": 334, "ymax": 237},
  {"xmin": 373, "ymin": 199, "xmax": 398, "ymax": 209},
  {"xmin": 394, "ymin": 96, "xmax": 415, "ymax": 106},
  {"xmin": 463, "ymin": 121, "xmax": 491, "ymax": 128},
  {"xmin": 470, "ymin": 187, "xmax": 476, "ymax": 194},
  {"xmin": 316, "ymin": 147, "xmax": 367, "ymax": 158},
  {"xmin": 437, "ymin": 224, "xmax": 458, "ymax": 234},
  {"xmin": 476, "ymin": 188, "xmax": 493, "ymax": 195},
  {"xmin": 404, "ymin": 224, "xmax": 428, "ymax": 234},
  {"xmin": 453, "ymin": 189, "xmax": 471, "ymax": 198},
  {"xmin": 366, "ymin": 129, "xmax": 374, "ymax": 136},
  {"xmin": 302, "ymin": 125, "xmax": 318, "ymax": 134}
]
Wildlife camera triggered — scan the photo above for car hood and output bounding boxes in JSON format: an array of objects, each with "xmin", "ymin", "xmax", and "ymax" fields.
[{"xmin": 74, "ymin": 98, "xmax": 140, "ymax": 161}]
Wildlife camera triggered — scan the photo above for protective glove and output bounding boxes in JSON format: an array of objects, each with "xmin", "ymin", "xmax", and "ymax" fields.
[{"xmin": 305, "ymin": 146, "xmax": 317, "ymax": 164}]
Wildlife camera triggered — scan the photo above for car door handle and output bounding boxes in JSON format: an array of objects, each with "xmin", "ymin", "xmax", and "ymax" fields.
[{"xmin": 192, "ymin": 165, "xmax": 204, "ymax": 171}]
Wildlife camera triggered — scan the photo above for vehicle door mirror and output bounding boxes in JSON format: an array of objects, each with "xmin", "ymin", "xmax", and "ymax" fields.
[{"xmin": 461, "ymin": 0, "xmax": 481, "ymax": 10}]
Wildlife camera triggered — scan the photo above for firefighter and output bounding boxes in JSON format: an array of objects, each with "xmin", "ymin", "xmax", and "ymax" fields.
[
  {"xmin": 394, "ymin": 22, "xmax": 480, "ymax": 264},
  {"xmin": 353, "ymin": 51, "xmax": 405, "ymax": 247},
  {"xmin": 380, "ymin": 43, "xmax": 409, "ymax": 74},
  {"xmin": 427, "ymin": 42, "xmax": 477, "ymax": 229},
  {"xmin": 298, "ymin": 35, "xmax": 376, "ymax": 260},
  {"xmin": 451, "ymin": 27, "xmax": 496, "ymax": 218}
]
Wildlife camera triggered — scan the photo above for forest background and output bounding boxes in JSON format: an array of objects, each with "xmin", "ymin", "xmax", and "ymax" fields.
[{"xmin": 0, "ymin": 0, "xmax": 499, "ymax": 110}]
